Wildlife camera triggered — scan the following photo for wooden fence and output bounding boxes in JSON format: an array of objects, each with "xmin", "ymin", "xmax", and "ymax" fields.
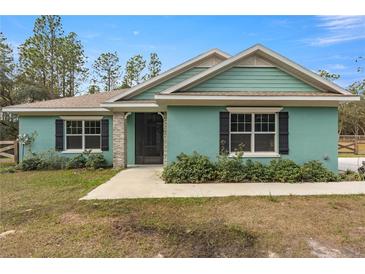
[
  {"xmin": 338, "ymin": 135, "xmax": 365, "ymax": 155},
  {"xmin": 0, "ymin": 140, "xmax": 18, "ymax": 163}
]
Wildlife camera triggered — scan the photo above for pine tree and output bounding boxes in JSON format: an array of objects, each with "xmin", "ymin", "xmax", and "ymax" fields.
[
  {"xmin": 145, "ymin": 52, "xmax": 161, "ymax": 80},
  {"xmin": 92, "ymin": 52, "xmax": 121, "ymax": 91},
  {"xmin": 121, "ymin": 54, "xmax": 146, "ymax": 88}
]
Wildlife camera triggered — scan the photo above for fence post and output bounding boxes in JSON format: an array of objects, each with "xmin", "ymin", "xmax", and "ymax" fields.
[
  {"xmin": 354, "ymin": 135, "xmax": 359, "ymax": 155},
  {"xmin": 14, "ymin": 140, "xmax": 18, "ymax": 163}
]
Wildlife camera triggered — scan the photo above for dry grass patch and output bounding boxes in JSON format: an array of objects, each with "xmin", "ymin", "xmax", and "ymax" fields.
[{"xmin": 1, "ymin": 169, "xmax": 365, "ymax": 257}]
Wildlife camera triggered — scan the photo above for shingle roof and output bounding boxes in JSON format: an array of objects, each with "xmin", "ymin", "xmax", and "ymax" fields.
[{"xmin": 7, "ymin": 89, "xmax": 128, "ymax": 108}]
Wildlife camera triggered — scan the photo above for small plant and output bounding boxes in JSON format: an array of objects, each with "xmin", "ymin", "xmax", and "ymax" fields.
[
  {"xmin": 19, "ymin": 150, "xmax": 68, "ymax": 171},
  {"xmin": 358, "ymin": 161, "xmax": 365, "ymax": 176},
  {"xmin": 66, "ymin": 154, "xmax": 87, "ymax": 169},
  {"xmin": 245, "ymin": 160, "xmax": 271, "ymax": 182},
  {"xmin": 18, "ymin": 131, "xmax": 38, "ymax": 155},
  {"xmin": 85, "ymin": 153, "xmax": 106, "ymax": 169},
  {"xmin": 340, "ymin": 169, "xmax": 364, "ymax": 181},
  {"xmin": 301, "ymin": 160, "xmax": 339, "ymax": 182},
  {"xmin": 162, "ymin": 152, "xmax": 217, "ymax": 183}
]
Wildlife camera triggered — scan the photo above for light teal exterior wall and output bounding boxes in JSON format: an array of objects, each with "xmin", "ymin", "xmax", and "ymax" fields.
[
  {"xmin": 18, "ymin": 116, "xmax": 114, "ymax": 166},
  {"xmin": 167, "ymin": 106, "xmax": 338, "ymax": 171},
  {"xmin": 185, "ymin": 67, "xmax": 321, "ymax": 92},
  {"xmin": 130, "ymin": 67, "xmax": 207, "ymax": 99},
  {"xmin": 127, "ymin": 113, "xmax": 135, "ymax": 165}
]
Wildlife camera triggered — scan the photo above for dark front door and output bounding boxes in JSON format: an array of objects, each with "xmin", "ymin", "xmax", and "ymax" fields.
[{"xmin": 135, "ymin": 113, "xmax": 163, "ymax": 164}]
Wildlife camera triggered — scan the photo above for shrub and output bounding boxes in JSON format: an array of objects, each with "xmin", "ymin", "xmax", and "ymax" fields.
[
  {"xmin": 19, "ymin": 150, "xmax": 68, "ymax": 171},
  {"xmin": 20, "ymin": 153, "xmax": 46, "ymax": 171},
  {"xmin": 162, "ymin": 152, "xmax": 217, "ymax": 183},
  {"xmin": 85, "ymin": 153, "xmax": 106, "ymax": 169},
  {"xmin": 66, "ymin": 154, "xmax": 87, "ymax": 169},
  {"xmin": 301, "ymin": 160, "xmax": 339, "ymax": 182},
  {"xmin": 215, "ymin": 155, "xmax": 246, "ymax": 182},
  {"xmin": 267, "ymin": 159, "xmax": 302, "ymax": 183},
  {"xmin": 244, "ymin": 160, "xmax": 271, "ymax": 182},
  {"xmin": 340, "ymin": 169, "xmax": 364, "ymax": 181}
]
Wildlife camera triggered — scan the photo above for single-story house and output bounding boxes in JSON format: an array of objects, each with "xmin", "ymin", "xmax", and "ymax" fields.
[{"xmin": 4, "ymin": 44, "xmax": 360, "ymax": 171}]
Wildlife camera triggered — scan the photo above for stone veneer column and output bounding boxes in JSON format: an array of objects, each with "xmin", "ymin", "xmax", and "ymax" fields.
[
  {"xmin": 113, "ymin": 112, "xmax": 127, "ymax": 168},
  {"xmin": 163, "ymin": 112, "xmax": 168, "ymax": 165}
]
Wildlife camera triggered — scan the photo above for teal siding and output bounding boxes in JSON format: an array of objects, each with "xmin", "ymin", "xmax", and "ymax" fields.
[
  {"xmin": 127, "ymin": 113, "xmax": 135, "ymax": 165},
  {"xmin": 19, "ymin": 116, "xmax": 114, "ymax": 166},
  {"xmin": 185, "ymin": 67, "xmax": 321, "ymax": 92},
  {"xmin": 167, "ymin": 106, "xmax": 338, "ymax": 172},
  {"xmin": 131, "ymin": 67, "xmax": 207, "ymax": 99}
]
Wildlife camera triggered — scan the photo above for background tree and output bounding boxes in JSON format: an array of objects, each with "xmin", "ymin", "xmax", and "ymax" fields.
[
  {"xmin": 121, "ymin": 54, "xmax": 146, "ymax": 88},
  {"xmin": 0, "ymin": 32, "xmax": 18, "ymax": 139},
  {"xmin": 92, "ymin": 52, "xmax": 121, "ymax": 91},
  {"xmin": 88, "ymin": 78, "xmax": 100, "ymax": 94},
  {"xmin": 18, "ymin": 16, "xmax": 87, "ymax": 99},
  {"xmin": 144, "ymin": 52, "xmax": 162, "ymax": 80},
  {"xmin": 317, "ymin": 69, "xmax": 340, "ymax": 81},
  {"xmin": 57, "ymin": 32, "xmax": 88, "ymax": 97}
]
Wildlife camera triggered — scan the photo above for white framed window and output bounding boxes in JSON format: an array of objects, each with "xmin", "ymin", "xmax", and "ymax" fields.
[
  {"xmin": 229, "ymin": 112, "xmax": 278, "ymax": 156},
  {"xmin": 64, "ymin": 120, "xmax": 101, "ymax": 151}
]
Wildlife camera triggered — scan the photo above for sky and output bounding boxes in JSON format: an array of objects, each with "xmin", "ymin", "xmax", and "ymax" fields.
[{"xmin": 1, "ymin": 15, "xmax": 364, "ymax": 89}]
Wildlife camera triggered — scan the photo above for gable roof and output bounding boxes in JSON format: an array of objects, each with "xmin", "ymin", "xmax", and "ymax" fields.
[
  {"xmin": 105, "ymin": 48, "xmax": 231, "ymax": 102},
  {"xmin": 159, "ymin": 44, "xmax": 351, "ymax": 95}
]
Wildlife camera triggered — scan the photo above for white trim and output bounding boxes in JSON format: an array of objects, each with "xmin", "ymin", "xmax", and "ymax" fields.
[
  {"xmin": 61, "ymin": 149, "xmax": 102, "ymax": 154},
  {"xmin": 100, "ymin": 102, "xmax": 160, "ymax": 108},
  {"xmin": 229, "ymin": 152, "xmax": 280, "ymax": 158},
  {"xmin": 64, "ymin": 120, "xmax": 102, "ymax": 151},
  {"xmin": 2, "ymin": 107, "xmax": 109, "ymax": 113},
  {"xmin": 160, "ymin": 44, "xmax": 351, "ymax": 95},
  {"xmin": 155, "ymin": 94, "xmax": 360, "ymax": 102},
  {"xmin": 105, "ymin": 49, "xmax": 230, "ymax": 102},
  {"xmin": 226, "ymin": 107, "xmax": 283, "ymax": 113},
  {"xmin": 60, "ymin": 116, "xmax": 103, "ymax": 121},
  {"xmin": 229, "ymin": 112, "xmax": 278, "ymax": 155}
]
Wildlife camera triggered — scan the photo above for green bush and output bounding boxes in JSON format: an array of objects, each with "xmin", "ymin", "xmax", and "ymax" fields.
[
  {"xmin": 215, "ymin": 155, "xmax": 246, "ymax": 182},
  {"xmin": 85, "ymin": 153, "xmax": 106, "ymax": 169},
  {"xmin": 20, "ymin": 153, "xmax": 46, "ymax": 170},
  {"xmin": 340, "ymin": 169, "xmax": 364, "ymax": 181},
  {"xmin": 162, "ymin": 152, "xmax": 217, "ymax": 183},
  {"xmin": 301, "ymin": 160, "xmax": 339, "ymax": 182},
  {"xmin": 19, "ymin": 150, "xmax": 68, "ymax": 171},
  {"xmin": 267, "ymin": 159, "xmax": 302, "ymax": 183},
  {"xmin": 66, "ymin": 154, "xmax": 87, "ymax": 169},
  {"xmin": 244, "ymin": 160, "xmax": 271, "ymax": 182}
]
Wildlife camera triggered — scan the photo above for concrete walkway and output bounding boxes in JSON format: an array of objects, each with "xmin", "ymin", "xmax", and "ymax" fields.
[{"xmin": 81, "ymin": 166, "xmax": 365, "ymax": 200}]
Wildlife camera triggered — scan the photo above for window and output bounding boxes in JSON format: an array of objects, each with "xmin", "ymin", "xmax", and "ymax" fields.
[
  {"xmin": 65, "ymin": 120, "xmax": 101, "ymax": 151},
  {"xmin": 229, "ymin": 113, "xmax": 277, "ymax": 154}
]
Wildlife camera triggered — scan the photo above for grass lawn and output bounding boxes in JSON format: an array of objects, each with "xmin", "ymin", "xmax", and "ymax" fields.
[{"xmin": 1, "ymin": 167, "xmax": 365, "ymax": 258}]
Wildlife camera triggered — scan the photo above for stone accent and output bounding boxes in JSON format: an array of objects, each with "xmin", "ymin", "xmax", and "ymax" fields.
[
  {"xmin": 113, "ymin": 112, "xmax": 127, "ymax": 168},
  {"xmin": 163, "ymin": 112, "xmax": 167, "ymax": 165}
]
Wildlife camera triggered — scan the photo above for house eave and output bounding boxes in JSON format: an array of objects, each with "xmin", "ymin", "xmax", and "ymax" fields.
[
  {"xmin": 100, "ymin": 102, "xmax": 167, "ymax": 112},
  {"xmin": 2, "ymin": 107, "xmax": 111, "ymax": 115},
  {"xmin": 154, "ymin": 94, "xmax": 360, "ymax": 107}
]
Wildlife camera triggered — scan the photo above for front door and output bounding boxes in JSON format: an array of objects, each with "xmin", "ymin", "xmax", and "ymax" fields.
[{"xmin": 135, "ymin": 113, "xmax": 163, "ymax": 164}]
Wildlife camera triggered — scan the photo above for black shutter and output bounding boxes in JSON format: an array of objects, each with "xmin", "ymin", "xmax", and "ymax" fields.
[
  {"xmin": 279, "ymin": 112, "xmax": 289, "ymax": 155},
  {"xmin": 55, "ymin": 119, "xmax": 64, "ymax": 151},
  {"xmin": 219, "ymin": 112, "xmax": 230, "ymax": 154},
  {"xmin": 101, "ymin": 119, "xmax": 109, "ymax": 151}
]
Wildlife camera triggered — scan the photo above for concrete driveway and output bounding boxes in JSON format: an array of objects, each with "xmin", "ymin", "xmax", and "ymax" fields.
[{"xmin": 81, "ymin": 166, "xmax": 365, "ymax": 200}]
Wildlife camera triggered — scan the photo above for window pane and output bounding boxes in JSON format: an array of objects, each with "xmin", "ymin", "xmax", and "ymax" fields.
[
  {"xmin": 66, "ymin": 136, "xmax": 82, "ymax": 149},
  {"xmin": 254, "ymin": 134, "xmax": 275, "ymax": 152},
  {"xmin": 238, "ymin": 123, "xmax": 246, "ymax": 132},
  {"xmin": 85, "ymin": 136, "xmax": 100, "ymax": 149},
  {"xmin": 231, "ymin": 114, "xmax": 237, "ymax": 122},
  {"xmin": 269, "ymin": 123, "xmax": 275, "ymax": 131},
  {"xmin": 231, "ymin": 134, "xmax": 251, "ymax": 152},
  {"xmin": 245, "ymin": 123, "xmax": 251, "ymax": 132},
  {"xmin": 255, "ymin": 114, "xmax": 275, "ymax": 132},
  {"xmin": 231, "ymin": 123, "xmax": 237, "ymax": 131}
]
